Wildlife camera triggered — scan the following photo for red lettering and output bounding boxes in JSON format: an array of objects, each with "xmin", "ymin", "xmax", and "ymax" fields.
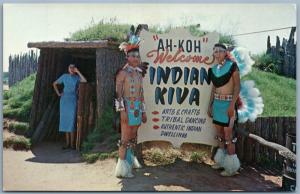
[{"xmin": 146, "ymin": 49, "xmax": 215, "ymax": 65}]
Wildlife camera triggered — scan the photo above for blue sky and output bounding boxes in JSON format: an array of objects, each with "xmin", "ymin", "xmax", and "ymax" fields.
[{"xmin": 3, "ymin": 3, "xmax": 296, "ymax": 72}]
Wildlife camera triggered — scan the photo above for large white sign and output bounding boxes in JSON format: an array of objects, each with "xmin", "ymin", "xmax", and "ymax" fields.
[{"xmin": 138, "ymin": 28, "xmax": 219, "ymax": 148}]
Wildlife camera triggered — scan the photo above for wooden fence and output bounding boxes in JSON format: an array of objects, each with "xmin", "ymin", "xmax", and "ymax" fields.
[
  {"xmin": 266, "ymin": 27, "xmax": 296, "ymax": 79},
  {"xmin": 236, "ymin": 116, "xmax": 296, "ymax": 167},
  {"xmin": 8, "ymin": 50, "xmax": 38, "ymax": 86}
]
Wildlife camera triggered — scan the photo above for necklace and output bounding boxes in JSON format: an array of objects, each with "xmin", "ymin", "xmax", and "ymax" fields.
[{"xmin": 217, "ymin": 59, "xmax": 226, "ymax": 70}]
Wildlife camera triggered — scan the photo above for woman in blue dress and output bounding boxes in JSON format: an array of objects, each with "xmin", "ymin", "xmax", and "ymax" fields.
[{"xmin": 53, "ymin": 64, "xmax": 87, "ymax": 149}]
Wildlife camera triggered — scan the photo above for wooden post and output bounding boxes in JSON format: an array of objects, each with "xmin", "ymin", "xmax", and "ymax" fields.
[
  {"xmin": 277, "ymin": 117, "xmax": 284, "ymax": 165},
  {"xmin": 269, "ymin": 117, "xmax": 276, "ymax": 162},
  {"xmin": 75, "ymin": 82, "xmax": 96, "ymax": 150},
  {"xmin": 255, "ymin": 117, "xmax": 261, "ymax": 164},
  {"xmin": 76, "ymin": 116, "xmax": 83, "ymax": 151},
  {"xmin": 76, "ymin": 83, "xmax": 86, "ymax": 150},
  {"xmin": 136, "ymin": 143, "xmax": 144, "ymax": 165},
  {"xmin": 236, "ymin": 122, "xmax": 244, "ymax": 161},
  {"xmin": 244, "ymin": 122, "xmax": 252, "ymax": 163},
  {"xmin": 247, "ymin": 121, "xmax": 255, "ymax": 163}
]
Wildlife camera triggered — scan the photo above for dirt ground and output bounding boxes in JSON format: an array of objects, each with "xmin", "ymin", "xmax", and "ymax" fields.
[{"xmin": 3, "ymin": 140, "xmax": 282, "ymax": 191}]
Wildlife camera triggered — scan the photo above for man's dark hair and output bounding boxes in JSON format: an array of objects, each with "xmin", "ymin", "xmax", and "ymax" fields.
[{"xmin": 213, "ymin": 43, "xmax": 227, "ymax": 50}]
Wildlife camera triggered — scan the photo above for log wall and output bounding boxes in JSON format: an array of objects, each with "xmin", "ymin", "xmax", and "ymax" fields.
[
  {"xmin": 236, "ymin": 116, "xmax": 296, "ymax": 167},
  {"xmin": 95, "ymin": 48, "xmax": 126, "ymax": 117},
  {"xmin": 28, "ymin": 48, "xmax": 68, "ymax": 142}
]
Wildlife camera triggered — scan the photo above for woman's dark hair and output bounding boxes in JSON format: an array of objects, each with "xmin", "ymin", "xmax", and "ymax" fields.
[{"xmin": 68, "ymin": 63, "xmax": 77, "ymax": 67}]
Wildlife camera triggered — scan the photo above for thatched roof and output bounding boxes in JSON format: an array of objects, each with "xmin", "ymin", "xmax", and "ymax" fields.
[{"xmin": 27, "ymin": 40, "xmax": 119, "ymax": 49}]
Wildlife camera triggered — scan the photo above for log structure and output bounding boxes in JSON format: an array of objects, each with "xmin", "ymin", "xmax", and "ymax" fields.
[{"xmin": 27, "ymin": 41, "xmax": 126, "ymax": 145}]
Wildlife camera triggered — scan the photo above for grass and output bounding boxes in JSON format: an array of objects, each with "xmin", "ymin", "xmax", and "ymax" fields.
[
  {"xmin": 3, "ymin": 74, "xmax": 34, "ymax": 151},
  {"xmin": 143, "ymin": 147, "xmax": 181, "ymax": 166},
  {"xmin": 81, "ymin": 105, "xmax": 120, "ymax": 153},
  {"xmin": 80, "ymin": 105, "xmax": 120, "ymax": 163},
  {"xmin": 69, "ymin": 19, "xmax": 236, "ymax": 45},
  {"xmin": 8, "ymin": 121, "xmax": 30, "ymax": 135},
  {"xmin": 251, "ymin": 53, "xmax": 280, "ymax": 74},
  {"xmin": 141, "ymin": 144, "xmax": 211, "ymax": 166},
  {"xmin": 3, "ymin": 73, "xmax": 36, "ymax": 122},
  {"xmin": 69, "ymin": 19, "xmax": 131, "ymax": 42},
  {"xmin": 242, "ymin": 68, "xmax": 296, "ymax": 116},
  {"xmin": 142, "ymin": 142, "xmax": 211, "ymax": 166},
  {"xmin": 82, "ymin": 151, "xmax": 118, "ymax": 164},
  {"xmin": 190, "ymin": 151, "xmax": 208, "ymax": 163},
  {"xmin": 3, "ymin": 136, "xmax": 31, "ymax": 151}
]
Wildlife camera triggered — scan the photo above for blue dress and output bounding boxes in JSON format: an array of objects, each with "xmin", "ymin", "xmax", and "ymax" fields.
[{"xmin": 56, "ymin": 73, "xmax": 80, "ymax": 132}]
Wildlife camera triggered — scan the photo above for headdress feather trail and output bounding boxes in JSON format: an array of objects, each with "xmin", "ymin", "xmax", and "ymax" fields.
[
  {"xmin": 238, "ymin": 80, "xmax": 264, "ymax": 123},
  {"xmin": 230, "ymin": 47, "xmax": 255, "ymax": 77},
  {"xmin": 230, "ymin": 47, "xmax": 264, "ymax": 123}
]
